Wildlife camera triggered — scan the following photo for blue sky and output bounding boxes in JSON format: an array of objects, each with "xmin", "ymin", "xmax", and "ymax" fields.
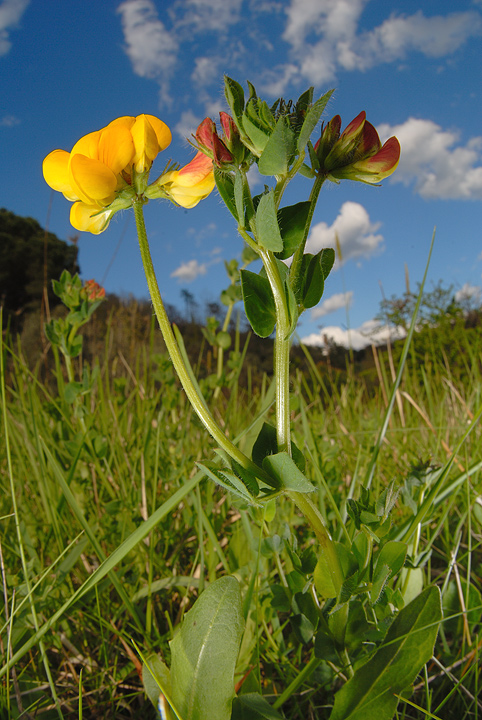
[{"xmin": 2, "ymin": 0, "xmax": 482, "ymax": 348}]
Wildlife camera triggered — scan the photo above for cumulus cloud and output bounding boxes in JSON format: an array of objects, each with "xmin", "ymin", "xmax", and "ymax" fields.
[
  {"xmin": 311, "ymin": 291, "xmax": 353, "ymax": 319},
  {"xmin": 274, "ymin": 0, "xmax": 482, "ymax": 88},
  {"xmin": 378, "ymin": 118, "xmax": 482, "ymax": 199},
  {"xmin": 302, "ymin": 319, "xmax": 406, "ymax": 351},
  {"xmin": 0, "ymin": 0, "xmax": 30, "ymax": 56},
  {"xmin": 171, "ymin": 259, "xmax": 208, "ymax": 283},
  {"xmin": 117, "ymin": 0, "xmax": 178, "ymax": 102},
  {"xmin": 306, "ymin": 202, "xmax": 384, "ymax": 265}
]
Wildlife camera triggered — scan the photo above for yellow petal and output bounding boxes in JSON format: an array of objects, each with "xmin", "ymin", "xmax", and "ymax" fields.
[
  {"xmin": 107, "ymin": 116, "xmax": 136, "ymax": 131},
  {"xmin": 70, "ymin": 202, "xmax": 112, "ymax": 234},
  {"xmin": 69, "ymin": 154, "xmax": 117, "ymax": 204},
  {"xmin": 43, "ymin": 150, "xmax": 74, "ymax": 194},
  {"xmin": 144, "ymin": 114, "xmax": 171, "ymax": 151},
  {"xmin": 131, "ymin": 115, "xmax": 161, "ymax": 172},
  {"xmin": 98, "ymin": 124, "xmax": 135, "ymax": 174},
  {"xmin": 71, "ymin": 130, "xmax": 102, "ymax": 160},
  {"xmin": 168, "ymin": 174, "xmax": 215, "ymax": 208}
]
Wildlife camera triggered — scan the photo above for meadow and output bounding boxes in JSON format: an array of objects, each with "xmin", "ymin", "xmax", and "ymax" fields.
[{"xmin": 1, "ymin": 289, "xmax": 481, "ymax": 719}]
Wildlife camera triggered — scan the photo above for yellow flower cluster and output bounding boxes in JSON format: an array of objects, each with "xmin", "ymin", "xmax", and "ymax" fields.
[{"xmin": 43, "ymin": 114, "xmax": 214, "ymax": 234}]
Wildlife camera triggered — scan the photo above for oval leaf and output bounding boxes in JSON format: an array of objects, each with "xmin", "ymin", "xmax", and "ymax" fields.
[
  {"xmin": 170, "ymin": 576, "xmax": 244, "ymax": 720},
  {"xmin": 256, "ymin": 190, "xmax": 283, "ymax": 252},
  {"xmin": 241, "ymin": 269, "xmax": 276, "ymax": 337}
]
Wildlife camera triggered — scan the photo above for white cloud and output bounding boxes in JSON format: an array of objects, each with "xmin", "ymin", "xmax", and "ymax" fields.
[
  {"xmin": 174, "ymin": 110, "xmax": 201, "ymax": 141},
  {"xmin": 191, "ymin": 56, "xmax": 220, "ymax": 86},
  {"xmin": 311, "ymin": 291, "xmax": 353, "ymax": 319},
  {"xmin": 117, "ymin": 0, "xmax": 178, "ymax": 102},
  {"xmin": 378, "ymin": 118, "xmax": 482, "ymax": 199},
  {"xmin": 172, "ymin": 0, "xmax": 243, "ymax": 34},
  {"xmin": 302, "ymin": 319, "xmax": 406, "ymax": 351},
  {"xmin": 306, "ymin": 201, "xmax": 383, "ymax": 265},
  {"xmin": 171, "ymin": 259, "xmax": 207, "ymax": 283},
  {"xmin": 275, "ymin": 1, "xmax": 482, "ymax": 89},
  {"xmin": 0, "ymin": 0, "xmax": 29, "ymax": 56},
  {"xmin": 455, "ymin": 282, "xmax": 482, "ymax": 305}
]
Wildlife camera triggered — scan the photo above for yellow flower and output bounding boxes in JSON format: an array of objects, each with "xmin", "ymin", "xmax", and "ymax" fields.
[
  {"xmin": 153, "ymin": 151, "xmax": 215, "ymax": 209},
  {"xmin": 43, "ymin": 115, "xmax": 172, "ymax": 234}
]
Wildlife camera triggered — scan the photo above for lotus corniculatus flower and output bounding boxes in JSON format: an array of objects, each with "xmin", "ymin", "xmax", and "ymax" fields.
[
  {"xmin": 43, "ymin": 114, "xmax": 214, "ymax": 233},
  {"xmin": 315, "ymin": 111, "xmax": 400, "ymax": 184}
]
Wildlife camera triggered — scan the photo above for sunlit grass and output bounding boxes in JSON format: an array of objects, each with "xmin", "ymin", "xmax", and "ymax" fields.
[{"xmin": 1, "ymin": 309, "xmax": 481, "ymax": 718}]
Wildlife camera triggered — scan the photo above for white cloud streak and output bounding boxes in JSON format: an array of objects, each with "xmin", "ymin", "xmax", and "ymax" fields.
[
  {"xmin": 302, "ymin": 319, "xmax": 406, "ymax": 351},
  {"xmin": 273, "ymin": 0, "xmax": 482, "ymax": 89},
  {"xmin": 0, "ymin": 0, "xmax": 30, "ymax": 56},
  {"xmin": 379, "ymin": 118, "xmax": 482, "ymax": 199},
  {"xmin": 306, "ymin": 201, "xmax": 384, "ymax": 265},
  {"xmin": 117, "ymin": 0, "xmax": 178, "ymax": 102},
  {"xmin": 171, "ymin": 259, "xmax": 207, "ymax": 283},
  {"xmin": 311, "ymin": 291, "xmax": 353, "ymax": 319}
]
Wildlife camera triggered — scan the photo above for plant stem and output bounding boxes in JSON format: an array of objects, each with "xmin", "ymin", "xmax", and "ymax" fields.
[
  {"xmin": 133, "ymin": 199, "xmax": 263, "ymax": 478},
  {"xmin": 289, "ymin": 172, "xmax": 325, "ymax": 297},
  {"xmin": 257, "ymin": 247, "xmax": 292, "ymax": 455}
]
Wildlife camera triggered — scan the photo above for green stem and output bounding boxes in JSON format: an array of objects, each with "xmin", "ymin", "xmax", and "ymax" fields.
[
  {"xmin": 290, "ymin": 172, "xmax": 326, "ymax": 297},
  {"xmin": 257, "ymin": 247, "xmax": 292, "ymax": 455},
  {"xmin": 133, "ymin": 199, "xmax": 262, "ymax": 478}
]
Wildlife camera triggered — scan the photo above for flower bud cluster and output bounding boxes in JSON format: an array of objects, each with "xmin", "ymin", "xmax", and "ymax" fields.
[{"xmin": 314, "ymin": 111, "xmax": 400, "ymax": 184}]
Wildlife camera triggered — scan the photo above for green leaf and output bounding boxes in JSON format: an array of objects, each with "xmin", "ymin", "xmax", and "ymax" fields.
[
  {"xmin": 329, "ymin": 586, "xmax": 442, "ymax": 720},
  {"xmin": 214, "ymin": 168, "xmax": 238, "ymax": 221},
  {"xmin": 276, "ymin": 201, "xmax": 310, "ymax": 260},
  {"xmin": 142, "ymin": 654, "xmax": 171, "ymax": 710},
  {"xmin": 224, "ymin": 75, "xmax": 245, "ymax": 124},
  {"xmin": 198, "ymin": 463, "xmax": 258, "ymax": 504},
  {"xmin": 376, "ymin": 541, "xmax": 407, "ymax": 579},
  {"xmin": 297, "ymin": 252, "xmax": 324, "ymax": 309},
  {"xmin": 262, "ymin": 452, "xmax": 315, "ymax": 493},
  {"xmin": 255, "ymin": 190, "xmax": 283, "ymax": 252},
  {"xmin": 234, "ymin": 170, "xmax": 245, "ymax": 227},
  {"xmin": 319, "ymin": 247, "xmax": 336, "ymax": 279},
  {"xmin": 231, "ymin": 693, "xmax": 284, "ymax": 720},
  {"xmin": 252, "ymin": 423, "xmax": 278, "ymax": 467},
  {"xmin": 258, "ymin": 117, "xmax": 296, "ymax": 176},
  {"xmin": 297, "ymin": 89, "xmax": 334, "ymax": 152},
  {"xmin": 170, "ymin": 576, "xmax": 244, "ymax": 720},
  {"xmin": 240, "ymin": 269, "xmax": 276, "ymax": 337}
]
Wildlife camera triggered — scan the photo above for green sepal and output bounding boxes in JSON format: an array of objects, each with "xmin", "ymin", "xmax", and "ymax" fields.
[
  {"xmin": 262, "ymin": 452, "xmax": 315, "ymax": 493},
  {"xmin": 224, "ymin": 75, "xmax": 245, "ymax": 124},
  {"xmin": 214, "ymin": 168, "xmax": 238, "ymax": 221},
  {"xmin": 258, "ymin": 116, "xmax": 296, "ymax": 176},
  {"xmin": 297, "ymin": 89, "xmax": 334, "ymax": 153},
  {"xmin": 242, "ymin": 112, "xmax": 271, "ymax": 155},
  {"xmin": 240, "ymin": 269, "xmax": 276, "ymax": 337},
  {"xmin": 255, "ymin": 190, "xmax": 283, "ymax": 252},
  {"xmin": 275, "ymin": 201, "xmax": 311, "ymax": 260}
]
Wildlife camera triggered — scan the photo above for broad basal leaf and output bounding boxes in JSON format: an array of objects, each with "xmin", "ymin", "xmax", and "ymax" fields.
[
  {"xmin": 329, "ymin": 585, "xmax": 442, "ymax": 720},
  {"xmin": 170, "ymin": 576, "xmax": 244, "ymax": 720}
]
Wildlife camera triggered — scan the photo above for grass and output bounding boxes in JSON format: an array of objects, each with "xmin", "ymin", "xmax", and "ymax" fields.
[{"xmin": 1, "ymin": 307, "xmax": 481, "ymax": 719}]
